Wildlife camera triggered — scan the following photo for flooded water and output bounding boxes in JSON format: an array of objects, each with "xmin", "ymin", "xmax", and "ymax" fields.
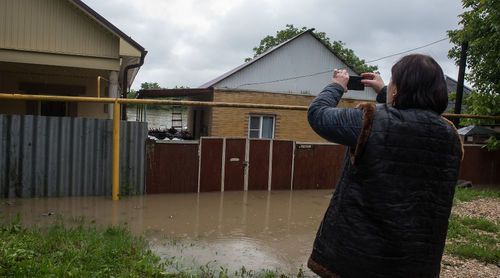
[{"xmin": 0, "ymin": 190, "xmax": 333, "ymax": 275}]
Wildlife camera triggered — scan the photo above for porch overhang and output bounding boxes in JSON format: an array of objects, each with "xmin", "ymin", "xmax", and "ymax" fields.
[{"xmin": 0, "ymin": 49, "xmax": 120, "ymax": 71}]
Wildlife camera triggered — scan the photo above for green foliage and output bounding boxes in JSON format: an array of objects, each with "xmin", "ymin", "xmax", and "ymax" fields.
[
  {"xmin": 483, "ymin": 136, "xmax": 500, "ymax": 151},
  {"xmin": 247, "ymin": 24, "xmax": 377, "ymax": 73},
  {"xmin": 458, "ymin": 91, "xmax": 499, "ymax": 151},
  {"xmin": 127, "ymin": 89, "xmax": 138, "ymax": 99},
  {"xmin": 448, "ymin": 0, "xmax": 499, "ymax": 129},
  {"xmin": 141, "ymin": 82, "xmax": 162, "ymax": 90},
  {"xmin": 448, "ymin": 0, "xmax": 500, "ymax": 96},
  {"xmin": 126, "ymin": 81, "xmax": 161, "ymax": 102},
  {"xmin": 460, "ymin": 91, "xmax": 500, "ymax": 126}
]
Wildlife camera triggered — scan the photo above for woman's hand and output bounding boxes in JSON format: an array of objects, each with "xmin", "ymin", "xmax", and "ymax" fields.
[
  {"xmin": 361, "ymin": 72, "xmax": 385, "ymax": 93},
  {"xmin": 332, "ymin": 69, "xmax": 349, "ymax": 92}
]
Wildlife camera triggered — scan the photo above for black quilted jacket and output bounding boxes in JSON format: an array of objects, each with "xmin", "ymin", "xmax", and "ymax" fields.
[{"xmin": 308, "ymin": 92, "xmax": 463, "ymax": 277}]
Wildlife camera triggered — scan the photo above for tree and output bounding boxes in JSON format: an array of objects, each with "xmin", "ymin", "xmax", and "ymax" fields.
[
  {"xmin": 140, "ymin": 82, "xmax": 161, "ymax": 90},
  {"xmin": 448, "ymin": 0, "xmax": 499, "ymax": 150},
  {"xmin": 127, "ymin": 82, "xmax": 162, "ymax": 99},
  {"xmin": 246, "ymin": 24, "xmax": 377, "ymax": 73},
  {"xmin": 447, "ymin": 0, "xmax": 499, "ymax": 125},
  {"xmin": 127, "ymin": 89, "xmax": 137, "ymax": 99}
]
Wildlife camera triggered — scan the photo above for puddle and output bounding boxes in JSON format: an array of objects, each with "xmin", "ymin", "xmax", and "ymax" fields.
[{"xmin": 0, "ymin": 190, "xmax": 333, "ymax": 274}]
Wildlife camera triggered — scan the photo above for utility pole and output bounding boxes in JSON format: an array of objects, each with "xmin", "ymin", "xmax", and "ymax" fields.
[{"xmin": 453, "ymin": 41, "xmax": 468, "ymax": 127}]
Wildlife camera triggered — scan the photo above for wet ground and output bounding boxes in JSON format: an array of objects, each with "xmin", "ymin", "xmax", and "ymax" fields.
[{"xmin": 0, "ymin": 190, "xmax": 333, "ymax": 275}]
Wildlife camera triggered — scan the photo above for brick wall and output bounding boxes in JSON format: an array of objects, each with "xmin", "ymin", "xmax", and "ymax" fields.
[{"xmin": 210, "ymin": 89, "xmax": 371, "ymax": 142}]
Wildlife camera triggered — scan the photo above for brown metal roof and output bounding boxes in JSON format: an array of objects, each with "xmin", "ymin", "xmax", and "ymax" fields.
[{"xmin": 137, "ymin": 88, "xmax": 214, "ymax": 98}]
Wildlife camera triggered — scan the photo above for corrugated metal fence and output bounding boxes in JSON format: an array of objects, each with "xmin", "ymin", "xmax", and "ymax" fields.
[{"xmin": 0, "ymin": 114, "xmax": 147, "ymax": 197}]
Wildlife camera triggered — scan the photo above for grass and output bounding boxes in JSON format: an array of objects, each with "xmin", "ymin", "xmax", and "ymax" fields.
[
  {"xmin": 453, "ymin": 186, "xmax": 500, "ymax": 203},
  {"xmin": 0, "ymin": 216, "xmax": 166, "ymax": 277},
  {"xmin": 446, "ymin": 215, "xmax": 499, "ymax": 264},
  {"xmin": 444, "ymin": 186, "xmax": 500, "ymax": 264},
  {"xmin": 0, "ymin": 216, "xmax": 304, "ymax": 278}
]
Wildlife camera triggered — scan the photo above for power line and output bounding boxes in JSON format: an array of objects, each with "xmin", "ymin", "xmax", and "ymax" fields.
[
  {"xmin": 237, "ymin": 37, "xmax": 449, "ymax": 88},
  {"xmin": 237, "ymin": 69, "xmax": 332, "ymax": 88},
  {"xmin": 365, "ymin": 37, "xmax": 448, "ymax": 63}
]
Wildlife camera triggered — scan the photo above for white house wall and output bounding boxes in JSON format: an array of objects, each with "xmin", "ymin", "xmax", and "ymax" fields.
[{"xmin": 214, "ymin": 34, "xmax": 377, "ymax": 101}]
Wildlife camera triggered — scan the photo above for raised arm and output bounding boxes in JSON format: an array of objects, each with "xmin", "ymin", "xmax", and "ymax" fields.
[
  {"xmin": 307, "ymin": 70, "xmax": 363, "ymax": 147},
  {"xmin": 361, "ymin": 72, "xmax": 387, "ymax": 103}
]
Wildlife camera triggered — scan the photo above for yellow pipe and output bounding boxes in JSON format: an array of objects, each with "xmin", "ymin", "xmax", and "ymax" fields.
[
  {"xmin": 0, "ymin": 92, "xmax": 498, "ymax": 120},
  {"xmin": 112, "ymin": 100, "xmax": 121, "ymax": 201},
  {"xmin": 97, "ymin": 76, "xmax": 109, "ymax": 98},
  {"xmin": 0, "ymin": 91, "xmax": 498, "ymax": 202}
]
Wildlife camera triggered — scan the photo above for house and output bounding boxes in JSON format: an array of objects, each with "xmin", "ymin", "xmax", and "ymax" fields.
[
  {"xmin": 0, "ymin": 0, "xmax": 147, "ymax": 119},
  {"xmin": 0, "ymin": 0, "xmax": 148, "ymax": 198},
  {"xmin": 445, "ymin": 75, "xmax": 472, "ymax": 113},
  {"xmin": 139, "ymin": 29, "xmax": 377, "ymax": 142},
  {"xmin": 457, "ymin": 125, "xmax": 498, "ymax": 144}
]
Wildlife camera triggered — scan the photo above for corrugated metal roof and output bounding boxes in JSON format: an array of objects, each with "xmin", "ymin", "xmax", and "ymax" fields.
[
  {"xmin": 199, "ymin": 29, "xmax": 360, "ymax": 89},
  {"xmin": 199, "ymin": 30, "xmax": 377, "ymax": 100},
  {"xmin": 457, "ymin": 125, "xmax": 497, "ymax": 136}
]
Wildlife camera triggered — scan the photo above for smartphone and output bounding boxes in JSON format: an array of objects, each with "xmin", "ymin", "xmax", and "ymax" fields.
[{"xmin": 347, "ymin": 76, "xmax": 365, "ymax": 91}]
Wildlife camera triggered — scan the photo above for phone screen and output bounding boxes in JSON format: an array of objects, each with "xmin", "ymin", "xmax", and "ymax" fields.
[{"xmin": 347, "ymin": 76, "xmax": 365, "ymax": 91}]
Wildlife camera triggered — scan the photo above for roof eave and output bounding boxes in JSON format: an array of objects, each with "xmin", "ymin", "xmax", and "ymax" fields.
[{"xmin": 70, "ymin": 0, "xmax": 147, "ymax": 56}]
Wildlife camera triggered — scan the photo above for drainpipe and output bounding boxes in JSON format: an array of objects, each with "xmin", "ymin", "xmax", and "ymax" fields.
[{"xmin": 121, "ymin": 51, "xmax": 147, "ymax": 120}]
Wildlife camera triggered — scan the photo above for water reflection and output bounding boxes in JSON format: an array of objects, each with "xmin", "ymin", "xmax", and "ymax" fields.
[{"xmin": 0, "ymin": 190, "xmax": 333, "ymax": 274}]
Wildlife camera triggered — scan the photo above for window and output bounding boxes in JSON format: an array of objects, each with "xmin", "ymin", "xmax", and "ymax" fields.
[{"xmin": 248, "ymin": 115, "xmax": 275, "ymax": 139}]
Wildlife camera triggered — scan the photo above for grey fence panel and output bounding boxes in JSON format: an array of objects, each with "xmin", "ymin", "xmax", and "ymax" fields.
[
  {"xmin": 0, "ymin": 114, "xmax": 147, "ymax": 198},
  {"xmin": 119, "ymin": 121, "xmax": 147, "ymax": 195},
  {"xmin": 20, "ymin": 116, "xmax": 34, "ymax": 197}
]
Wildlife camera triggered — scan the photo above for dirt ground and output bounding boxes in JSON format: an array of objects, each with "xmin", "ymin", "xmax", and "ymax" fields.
[
  {"xmin": 441, "ymin": 255, "xmax": 499, "ymax": 278},
  {"xmin": 441, "ymin": 197, "xmax": 500, "ymax": 278},
  {"xmin": 452, "ymin": 197, "xmax": 499, "ymax": 223}
]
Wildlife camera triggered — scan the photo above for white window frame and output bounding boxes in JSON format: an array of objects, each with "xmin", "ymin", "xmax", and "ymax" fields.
[{"xmin": 248, "ymin": 115, "xmax": 275, "ymax": 139}]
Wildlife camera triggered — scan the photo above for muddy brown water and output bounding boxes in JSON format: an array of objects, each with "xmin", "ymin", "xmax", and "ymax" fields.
[{"xmin": 0, "ymin": 190, "xmax": 333, "ymax": 275}]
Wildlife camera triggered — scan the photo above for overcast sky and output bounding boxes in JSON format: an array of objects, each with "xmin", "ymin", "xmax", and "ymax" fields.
[{"xmin": 84, "ymin": 0, "xmax": 466, "ymax": 90}]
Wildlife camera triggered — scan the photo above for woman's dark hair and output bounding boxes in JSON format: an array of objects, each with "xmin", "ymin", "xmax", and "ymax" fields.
[{"xmin": 391, "ymin": 54, "xmax": 448, "ymax": 114}]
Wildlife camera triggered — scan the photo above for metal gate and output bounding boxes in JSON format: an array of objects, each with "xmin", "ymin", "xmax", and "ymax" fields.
[
  {"xmin": 146, "ymin": 138, "xmax": 345, "ymax": 193},
  {"xmin": 223, "ymin": 139, "xmax": 246, "ymax": 191},
  {"xmin": 146, "ymin": 141, "xmax": 198, "ymax": 193},
  {"xmin": 199, "ymin": 138, "xmax": 223, "ymax": 192},
  {"xmin": 292, "ymin": 143, "xmax": 346, "ymax": 189}
]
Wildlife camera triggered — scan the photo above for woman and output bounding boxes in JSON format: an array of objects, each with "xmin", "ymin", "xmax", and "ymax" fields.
[{"xmin": 307, "ymin": 54, "xmax": 463, "ymax": 278}]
